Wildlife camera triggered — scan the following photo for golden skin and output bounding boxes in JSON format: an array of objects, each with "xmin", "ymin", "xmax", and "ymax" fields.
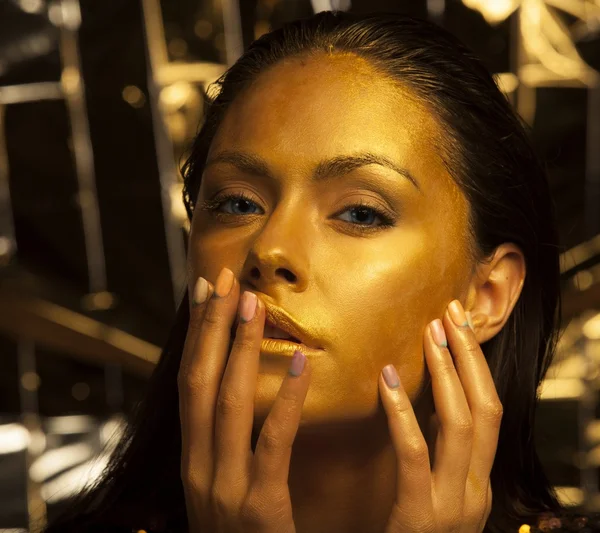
[
  {"xmin": 190, "ymin": 53, "xmax": 472, "ymax": 420},
  {"xmin": 186, "ymin": 53, "xmax": 525, "ymax": 533}
]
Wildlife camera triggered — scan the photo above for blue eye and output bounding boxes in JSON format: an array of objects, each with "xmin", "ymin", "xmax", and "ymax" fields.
[
  {"xmin": 218, "ymin": 194, "xmax": 261, "ymax": 215},
  {"xmin": 336, "ymin": 203, "xmax": 390, "ymax": 227},
  {"xmin": 197, "ymin": 193, "xmax": 395, "ymax": 231}
]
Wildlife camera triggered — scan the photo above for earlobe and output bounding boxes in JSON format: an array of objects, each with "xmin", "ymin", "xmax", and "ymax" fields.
[{"xmin": 466, "ymin": 243, "xmax": 526, "ymax": 344}]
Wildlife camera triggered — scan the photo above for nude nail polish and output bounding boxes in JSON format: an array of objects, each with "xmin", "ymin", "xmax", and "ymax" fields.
[
  {"xmin": 193, "ymin": 277, "xmax": 208, "ymax": 305},
  {"xmin": 214, "ymin": 267, "xmax": 234, "ymax": 298},
  {"xmin": 430, "ymin": 319, "xmax": 448, "ymax": 348}
]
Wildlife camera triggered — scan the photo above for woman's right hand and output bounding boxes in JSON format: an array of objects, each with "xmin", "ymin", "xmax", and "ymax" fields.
[{"xmin": 177, "ymin": 267, "xmax": 312, "ymax": 533}]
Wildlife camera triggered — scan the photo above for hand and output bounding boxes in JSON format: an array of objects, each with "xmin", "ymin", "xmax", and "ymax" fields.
[
  {"xmin": 378, "ymin": 300, "xmax": 502, "ymax": 533},
  {"xmin": 178, "ymin": 267, "xmax": 311, "ymax": 533}
]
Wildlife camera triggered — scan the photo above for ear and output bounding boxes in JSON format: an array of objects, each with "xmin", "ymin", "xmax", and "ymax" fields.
[{"xmin": 464, "ymin": 243, "xmax": 526, "ymax": 344}]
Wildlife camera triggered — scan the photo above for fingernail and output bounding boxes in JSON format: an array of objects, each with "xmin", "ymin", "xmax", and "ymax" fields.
[
  {"xmin": 239, "ymin": 291, "xmax": 258, "ymax": 323},
  {"xmin": 382, "ymin": 364, "xmax": 400, "ymax": 389},
  {"xmin": 448, "ymin": 300, "xmax": 469, "ymax": 327},
  {"xmin": 288, "ymin": 350, "xmax": 306, "ymax": 377},
  {"xmin": 214, "ymin": 267, "xmax": 234, "ymax": 298},
  {"xmin": 192, "ymin": 277, "xmax": 209, "ymax": 306},
  {"xmin": 430, "ymin": 319, "xmax": 448, "ymax": 347},
  {"xmin": 465, "ymin": 311, "xmax": 475, "ymax": 332}
]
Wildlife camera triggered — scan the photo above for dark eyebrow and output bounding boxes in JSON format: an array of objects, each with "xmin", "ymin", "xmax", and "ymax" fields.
[{"xmin": 204, "ymin": 150, "xmax": 421, "ymax": 191}]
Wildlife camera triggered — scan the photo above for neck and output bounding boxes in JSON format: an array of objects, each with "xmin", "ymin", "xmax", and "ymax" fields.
[
  {"xmin": 289, "ymin": 415, "xmax": 396, "ymax": 533},
  {"xmin": 252, "ymin": 390, "xmax": 434, "ymax": 533}
]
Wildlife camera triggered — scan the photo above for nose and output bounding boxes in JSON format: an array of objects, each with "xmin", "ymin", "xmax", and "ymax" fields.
[
  {"xmin": 246, "ymin": 252, "xmax": 308, "ymax": 297},
  {"xmin": 243, "ymin": 201, "xmax": 311, "ymax": 294},
  {"xmin": 249, "ymin": 262, "xmax": 297, "ymax": 285}
]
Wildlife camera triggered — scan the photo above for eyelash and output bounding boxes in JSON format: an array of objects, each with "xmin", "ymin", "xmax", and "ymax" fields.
[{"xmin": 197, "ymin": 192, "xmax": 396, "ymax": 233}]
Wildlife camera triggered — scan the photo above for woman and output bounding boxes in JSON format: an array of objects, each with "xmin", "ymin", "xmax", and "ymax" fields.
[{"xmin": 43, "ymin": 9, "xmax": 573, "ymax": 533}]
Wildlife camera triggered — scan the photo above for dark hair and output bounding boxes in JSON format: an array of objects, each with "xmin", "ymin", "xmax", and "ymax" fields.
[{"xmin": 44, "ymin": 10, "xmax": 562, "ymax": 533}]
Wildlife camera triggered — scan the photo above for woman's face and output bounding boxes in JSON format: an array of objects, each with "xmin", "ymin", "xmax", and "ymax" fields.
[{"xmin": 187, "ymin": 54, "xmax": 474, "ymax": 427}]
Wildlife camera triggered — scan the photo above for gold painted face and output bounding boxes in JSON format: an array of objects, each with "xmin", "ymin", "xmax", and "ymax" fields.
[{"xmin": 187, "ymin": 53, "xmax": 474, "ymax": 427}]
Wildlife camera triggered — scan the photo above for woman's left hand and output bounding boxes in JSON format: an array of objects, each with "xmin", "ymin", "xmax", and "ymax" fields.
[{"xmin": 378, "ymin": 299, "xmax": 502, "ymax": 533}]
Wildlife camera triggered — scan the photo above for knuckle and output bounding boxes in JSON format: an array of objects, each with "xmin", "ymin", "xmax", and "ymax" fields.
[
  {"xmin": 278, "ymin": 386, "xmax": 299, "ymax": 406},
  {"xmin": 404, "ymin": 436, "xmax": 430, "ymax": 466},
  {"xmin": 239, "ymin": 495, "xmax": 271, "ymax": 528},
  {"xmin": 483, "ymin": 401, "xmax": 504, "ymax": 424},
  {"xmin": 186, "ymin": 318, "xmax": 202, "ymax": 335},
  {"xmin": 182, "ymin": 468, "xmax": 209, "ymax": 501},
  {"xmin": 212, "ymin": 472, "xmax": 245, "ymax": 502},
  {"xmin": 257, "ymin": 422, "xmax": 287, "ymax": 455},
  {"xmin": 210, "ymin": 489, "xmax": 236, "ymax": 518},
  {"xmin": 241, "ymin": 490, "xmax": 287, "ymax": 528},
  {"xmin": 179, "ymin": 369, "xmax": 211, "ymax": 396},
  {"xmin": 461, "ymin": 339, "xmax": 480, "ymax": 357},
  {"xmin": 272, "ymin": 391, "xmax": 299, "ymax": 426},
  {"xmin": 388, "ymin": 503, "xmax": 435, "ymax": 533},
  {"xmin": 216, "ymin": 390, "xmax": 245, "ymax": 417},
  {"xmin": 231, "ymin": 335, "xmax": 257, "ymax": 353},
  {"xmin": 451, "ymin": 415, "xmax": 473, "ymax": 437},
  {"xmin": 202, "ymin": 301, "xmax": 222, "ymax": 327},
  {"xmin": 391, "ymin": 398, "xmax": 415, "ymax": 418},
  {"xmin": 386, "ymin": 503, "xmax": 436, "ymax": 533},
  {"xmin": 187, "ymin": 307, "xmax": 206, "ymax": 333},
  {"xmin": 437, "ymin": 357, "xmax": 457, "ymax": 377}
]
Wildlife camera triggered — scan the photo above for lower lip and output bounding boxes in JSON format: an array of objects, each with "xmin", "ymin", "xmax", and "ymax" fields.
[{"xmin": 260, "ymin": 338, "xmax": 323, "ymax": 357}]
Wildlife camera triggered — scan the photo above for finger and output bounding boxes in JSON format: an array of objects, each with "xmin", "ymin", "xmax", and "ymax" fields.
[
  {"xmin": 378, "ymin": 366, "xmax": 433, "ymax": 519},
  {"xmin": 179, "ymin": 277, "xmax": 215, "ymax": 381},
  {"xmin": 177, "ymin": 276, "xmax": 217, "ymax": 530},
  {"xmin": 213, "ymin": 293, "xmax": 266, "ymax": 500},
  {"xmin": 443, "ymin": 301, "xmax": 503, "ymax": 493},
  {"xmin": 178, "ymin": 277, "xmax": 214, "ymax": 458},
  {"xmin": 250, "ymin": 350, "xmax": 312, "ymax": 492},
  {"xmin": 425, "ymin": 319, "xmax": 472, "ymax": 506},
  {"xmin": 178, "ymin": 268, "xmax": 240, "ymax": 486}
]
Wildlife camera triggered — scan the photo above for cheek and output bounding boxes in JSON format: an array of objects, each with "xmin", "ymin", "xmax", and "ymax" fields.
[
  {"xmin": 342, "ymin": 278, "xmax": 430, "ymax": 402},
  {"xmin": 187, "ymin": 237, "xmax": 210, "ymax": 295},
  {"xmin": 187, "ymin": 220, "xmax": 245, "ymax": 292},
  {"xmin": 335, "ymin": 246, "xmax": 464, "ymax": 402}
]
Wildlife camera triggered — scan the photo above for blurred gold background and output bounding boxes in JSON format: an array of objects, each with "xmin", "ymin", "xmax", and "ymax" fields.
[{"xmin": 1, "ymin": 0, "xmax": 600, "ymax": 531}]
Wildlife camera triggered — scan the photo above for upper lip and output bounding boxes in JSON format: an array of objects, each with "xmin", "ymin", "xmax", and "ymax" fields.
[{"xmin": 232, "ymin": 297, "xmax": 322, "ymax": 350}]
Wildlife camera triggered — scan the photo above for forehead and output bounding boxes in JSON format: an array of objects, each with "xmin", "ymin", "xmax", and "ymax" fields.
[{"xmin": 209, "ymin": 53, "xmax": 450, "ymax": 189}]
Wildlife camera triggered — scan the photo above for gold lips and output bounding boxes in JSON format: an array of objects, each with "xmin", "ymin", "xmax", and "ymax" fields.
[
  {"xmin": 230, "ymin": 293, "xmax": 324, "ymax": 350},
  {"xmin": 262, "ymin": 303, "xmax": 322, "ymax": 350},
  {"xmin": 260, "ymin": 338, "xmax": 324, "ymax": 357}
]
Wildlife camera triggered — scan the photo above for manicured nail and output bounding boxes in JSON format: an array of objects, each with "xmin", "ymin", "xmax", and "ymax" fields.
[
  {"xmin": 448, "ymin": 300, "xmax": 469, "ymax": 327},
  {"xmin": 239, "ymin": 291, "xmax": 258, "ymax": 323},
  {"xmin": 213, "ymin": 267, "xmax": 234, "ymax": 298},
  {"xmin": 288, "ymin": 350, "xmax": 306, "ymax": 377},
  {"xmin": 193, "ymin": 277, "xmax": 209, "ymax": 305},
  {"xmin": 430, "ymin": 319, "xmax": 448, "ymax": 347},
  {"xmin": 465, "ymin": 311, "xmax": 475, "ymax": 332},
  {"xmin": 382, "ymin": 364, "xmax": 400, "ymax": 389}
]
